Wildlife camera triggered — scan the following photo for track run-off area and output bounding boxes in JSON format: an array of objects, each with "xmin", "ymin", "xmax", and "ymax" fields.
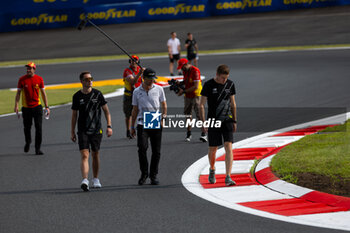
[{"xmin": 182, "ymin": 112, "xmax": 350, "ymax": 231}]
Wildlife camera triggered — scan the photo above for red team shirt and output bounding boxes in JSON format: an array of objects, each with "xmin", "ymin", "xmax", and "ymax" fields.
[
  {"xmin": 183, "ymin": 66, "xmax": 202, "ymax": 98},
  {"xmin": 17, "ymin": 74, "xmax": 44, "ymax": 108},
  {"xmin": 123, "ymin": 66, "xmax": 142, "ymax": 89}
]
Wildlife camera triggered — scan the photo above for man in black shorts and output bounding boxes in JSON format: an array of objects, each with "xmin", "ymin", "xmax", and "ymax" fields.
[
  {"xmin": 185, "ymin": 33, "xmax": 199, "ymax": 67},
  {"xmin": 71, "ymin": 71, "xmax": 113, "ymax": 191},
  {"xmin": 199, "ymin": 64, "xmax": 237, "ymax": 186},
  {"xmin": 167, "ymin": 32, "xmax": 181, "ymax": 76}
]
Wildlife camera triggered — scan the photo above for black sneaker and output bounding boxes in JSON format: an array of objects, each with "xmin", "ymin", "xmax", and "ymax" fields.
[
  {"xmin": 24, "ymin": 143, "xmax": 30, "ymax": 153},
  {"xmin": 150, "ymin": 177, "xmax": 159, "ymax": 185},
  {"xmin": 185, "ymin": 131, "xmax": 192, "ymax": 142},
  {"xmin": 126, "ymin": 130, "xmax": 134, "ymax": 139},
  {"xmin": 170, "ymin": 73, "xmax": 174, "ymax": 76},
  {"xmin": 199, "ymin": 132, "xmax": 208, "ymax": 142},
  {"xmin": 138, "ymin": 175, "xmax": 148, "ymax": 185},
  {"xmin": 225, "ymin": 175, "xmax": 236, "ymax": 186},
  {"xmin": 209, "ymin": 168, "xmax": 216, "ymax": 184},
  {"xmin": 35, "ymin": 150, "xmax": 44, "ymax": 155}
]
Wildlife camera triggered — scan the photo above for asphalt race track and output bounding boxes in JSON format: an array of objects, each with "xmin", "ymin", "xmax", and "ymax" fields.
[
  {"xmin": 1, "ymin": 7, "xmax": 350, "ymax": 233},
  {"xmin": 1, "ymin": 49, "xmax": 350, "ymax": 233}
]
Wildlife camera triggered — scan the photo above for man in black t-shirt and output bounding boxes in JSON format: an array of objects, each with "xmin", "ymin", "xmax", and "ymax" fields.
[
  {"xmin": 200, "ymin": 65, "xmax": 237, "ymax": 186},
  {"xmin": 185, "ymin": 33, "xmax": 198, "ymax": 67},
  {"xmin": 71, "ymin": 71, "xmax": 113, "ymax": 192}
]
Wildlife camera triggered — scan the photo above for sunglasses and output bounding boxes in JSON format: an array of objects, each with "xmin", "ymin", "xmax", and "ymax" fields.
[{"xmin": 83, "ymin": 77, "xmax": 93, "ymax": 82}]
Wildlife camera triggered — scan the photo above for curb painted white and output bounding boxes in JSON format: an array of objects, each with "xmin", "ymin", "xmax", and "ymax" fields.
[
  {"xmin": 181, "ymin": 112, "xmax": 350, "ymax": 231},
  {"xmin": 256, "ymin": 154, "xmax": 314, "ymax": 197}
]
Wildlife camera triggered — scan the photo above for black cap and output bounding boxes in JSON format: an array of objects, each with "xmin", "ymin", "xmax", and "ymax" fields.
[{"xmin": 143, "ymin": 68, "xmax": 157, "ymax": 79}]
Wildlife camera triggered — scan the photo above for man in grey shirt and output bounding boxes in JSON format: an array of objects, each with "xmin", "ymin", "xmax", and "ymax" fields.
[{"xmin": 131, "ymin": 68, "xmax": 167, "ymax": 185}]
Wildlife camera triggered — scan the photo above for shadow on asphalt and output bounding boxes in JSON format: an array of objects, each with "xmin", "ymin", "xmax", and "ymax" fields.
[
  {"xmin": 0, "ymin": 183, "xmax": 184, "ymax": 196},
  {"xmin": 0, "ymin": 153, "xmax": 45, "ymax": 158}
]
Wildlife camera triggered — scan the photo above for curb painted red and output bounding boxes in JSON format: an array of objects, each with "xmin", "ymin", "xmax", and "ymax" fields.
[
  {"xmin": 250, "ymin": 125, "xmax": 350, "ymax": 216},
  {"xmin": 200, "ymin": 173, "xmax": 258, "ymax": 189},
  {"xmin": 239, "ymin": 198, "xmax": 348, "ymax": 216},
  {"xmin": 199, "ymin": 124, "xmax": 350, "ymax": 217}
]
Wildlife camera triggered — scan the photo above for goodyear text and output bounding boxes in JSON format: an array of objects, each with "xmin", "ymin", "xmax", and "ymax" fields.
[
  {"xmin": 148, "ymin": 4, "xmax": 205, "ymax": 16},
  {"xmin": 216, "ymin": 0, "xmax": 272, "ymax": 10},
  {"xmin": 80, "ymin": 8, "xmax": 136, "ymax": 20},
  {"xmin": 11, "ymin": 14, "xmax": 68, "ymax": 26},
  {"xmin": 283, "ymin": 0, "xmax": 331, "ymax": 5}
]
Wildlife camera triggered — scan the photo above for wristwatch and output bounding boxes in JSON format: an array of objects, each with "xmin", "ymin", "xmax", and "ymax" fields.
[{"xmin": 107, "ymin": 125, "xmax": 112, "ymax": 129}]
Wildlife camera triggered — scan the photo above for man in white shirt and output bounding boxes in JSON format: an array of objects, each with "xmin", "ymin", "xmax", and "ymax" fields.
[
  {"xmin": 167, "ymin": 32, "xmax": 181, "ymax": 76},
  {"xmin": 131, "ymin": 68, "xmax": 167, "ymax": 185}
]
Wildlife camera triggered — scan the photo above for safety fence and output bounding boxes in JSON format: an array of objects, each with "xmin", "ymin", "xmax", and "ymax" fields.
[{"xmin": 1, "ymin": 0, "xmax": 349, "ymax": 32}]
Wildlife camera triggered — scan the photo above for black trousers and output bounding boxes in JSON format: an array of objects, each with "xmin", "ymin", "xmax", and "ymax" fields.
[
  {"xmin": 137, "ymin": 125, "xmax": 162, "ymax": 179},
  {"xmin": 22, "ymin": 105, "xmax": 43, "ymax": 151}
]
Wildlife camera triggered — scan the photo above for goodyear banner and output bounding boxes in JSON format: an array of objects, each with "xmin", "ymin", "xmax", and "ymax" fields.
[
  {"xmin": 79, "ymin": 3, "xmax": 142, "ymax": 25},
  {"xmin": 1, "ymin": 0, "xmax": 136, "ymax": 13},
  {"xmin": 0, "ymin": 1, "xmax": 143, "ymax": 32},
  {"xmin": 0, "ymin": 0, "xmax": 209, "ymax": 32},
  {"xmin": 211, "ymin": 0, "xmax": 350, "ymax": 15},
  {"xmin": 1, "ymin": 0, "xmax": 350, "ymax": 32},
  {"xmin": 211, "ymin": 0, "xmax": 274, "ymax": 14},
  {"xmin": 144, "ymin": 0, "xmax": 209, "ymax": 21},
  {"xmin": 3, "ymin": 10, "xmax": 76, "ymax": 31}
]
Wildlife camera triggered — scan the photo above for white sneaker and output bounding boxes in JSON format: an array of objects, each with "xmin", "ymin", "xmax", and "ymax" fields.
[
  {"xmin": 81, "ymin": 178, "xmax": 89, "ymax": 192},
  {"xmin": 92, "ymin": 178, "xmax": 102, "ymax": 188}
]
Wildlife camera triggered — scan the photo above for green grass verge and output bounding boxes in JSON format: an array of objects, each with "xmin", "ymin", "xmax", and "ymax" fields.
[
  {"xmin": 250, "ymin": 159, "xmax": 259, "ymax": 177},
  {"xmin": 271, "ymin": 120, "xmax": 350, "ymax": 184},
  {"xmin": 0, "ymin": 85, "xmax": 122, "ymax": 115}
]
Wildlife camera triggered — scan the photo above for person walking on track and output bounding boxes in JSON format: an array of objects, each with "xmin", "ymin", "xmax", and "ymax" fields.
[
  {"xmin": 167, "ymin": 31, "xmax": 181, "ymax": 76},
  {"xmin": 176, "ymin": 58, "xmax": 207, "ymax": 142},
  {"xmin": 131, "ymin": 68, "xmax": 167, "ymax": 185},
  {"xmin": 123, "ymin": 55, "xmax": 142, "ymax": 139},
  {"xmin": 185, "ymin": 32, "xmax": 199, "ymax": 67},
  {"xmin": 71, "ymin": 71, "xmax": 113, "ymax": 192},
  {"xmin": 14, "ymin": 62, "xmax": 50, "ymax": 155},
  {"xmin": 199, "ymin": 64, "xmax": 237, "ymax": 186}
]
